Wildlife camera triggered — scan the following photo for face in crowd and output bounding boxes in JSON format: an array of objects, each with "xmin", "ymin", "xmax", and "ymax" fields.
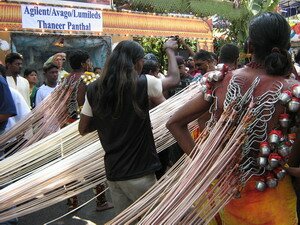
[
  {"xmin": 82, "ymin": 58, "xmax": 93, "ymax": 72},
  {"xmin": 54, "ymin": 55, "xmax": 65, "ymax": 69},
  {"xmin": 94, "ymin": 68, "xmax": 102, "ymax": 75},
  {"xmin": 26, "ymin": 70, "xmax": 38, "ymax": 86},
  {"xmin": 186, "ymin": 57, "xmax": 195, "ymax": 69},
  {"xmin": 45, "ymin": 66, "xmax": 59, "ymax": 86},
  {"xmin": 194, "ymin": 59, "xmax": 214, "ymax": 74},
  {"xmin": 7, "ymin": 58, "xmax": 23, "ymax": 75}
]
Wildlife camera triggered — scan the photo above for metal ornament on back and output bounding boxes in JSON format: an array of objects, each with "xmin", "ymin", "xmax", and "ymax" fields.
[{"xmin": 198, "ymin": 65, "xmax": 297, "ymax": 193}]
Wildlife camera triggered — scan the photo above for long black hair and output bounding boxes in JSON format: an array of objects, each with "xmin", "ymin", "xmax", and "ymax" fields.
[
  {"xmin": 92, "ymin": 40, "xmax": 145, "ymax": 118},
  {"xmin": 249, "ymin": 12, "xmax": 292, "ymax": 76}
]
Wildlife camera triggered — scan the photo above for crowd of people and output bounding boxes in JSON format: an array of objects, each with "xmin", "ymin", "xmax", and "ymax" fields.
[{"xmin": 2, "ymin": 11, "xmax": 300, "ymax": 225}]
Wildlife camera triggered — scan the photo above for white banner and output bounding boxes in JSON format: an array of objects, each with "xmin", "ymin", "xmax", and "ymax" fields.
[{"xmin": 21, "ymin": 4, "xmax": 103, "ymax": 32}]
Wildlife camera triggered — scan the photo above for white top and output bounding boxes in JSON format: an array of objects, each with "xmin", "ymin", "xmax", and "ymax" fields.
[
  {"xmin": 6, "ymin": 76, "xmax": 30, "ymax": 107},
  {"xmin": 35, "ymin": 84, "xmax": 56, "ymax": 106},
  {"xmin": 5, "ymin": 87, "xmax": 31, "ymax": 132},
  {"xmin": 294, "ymin": 63, "xmax": 300, "ymax": 74},
  {"xmin": 82, "ymin": 74, "xmax": 163, "ymax": 117}
]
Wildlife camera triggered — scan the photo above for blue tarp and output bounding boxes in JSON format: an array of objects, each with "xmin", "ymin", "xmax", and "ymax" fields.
[{"xmin": 280, "ymin": 1, "xmax": 300, "ymax": 17}]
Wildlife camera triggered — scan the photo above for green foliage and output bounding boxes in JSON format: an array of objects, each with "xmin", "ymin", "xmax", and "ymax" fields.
[
  {"xmin": 131, "ymin": 0, "xmax": 190, "ymax": 13},
  {"xmin": 134, "ymin": 37, "xmax": 197, "ymax": 71},
  {"xmin": 224, "ymin": 0, "xmax": 279, "ymax": 47},
  {"xmin": 134, "ymin": 37, "xmax": 167, "ymax": 70},
  {"xmin": 129, "ymin": 0, "xmax": 279, "ymax": 51},
  {"xmin": 190, "ymin": 0, "xmax": 248, "ymax": 21}
]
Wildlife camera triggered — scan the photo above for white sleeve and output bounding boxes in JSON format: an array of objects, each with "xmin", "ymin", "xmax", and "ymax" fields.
[
  {"xmin": 81, "ymin": 95, "xmax": 93, "ymax": 117},
  {"xmin": 25, "ymin": 79, "xmax": 31, "ymax": 107},
  {"xmin": 146, "ymin": 75, "xmax": 163, "ymax": 98},
  {"xmin": 35, "ymin": 89, "xmax": 43, "ymax": 106},
  {"xmin": 12, "ymin": 88, "xmax": 30, "ymax": 119},
  {"xmin": 6, "ymin": 88, "xmax": 31, "ymax": 132}
]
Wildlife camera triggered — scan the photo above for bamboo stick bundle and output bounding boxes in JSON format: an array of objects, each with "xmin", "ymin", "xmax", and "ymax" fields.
[
  {"xmin": 138, "ymin": 109, "xmax": 244, "ymax": 224},
  {"xmin": 108, "ymin": 106, "xmax": 253, "ymax": 225},
  {"xmin": 0, "ymin": 77, "xmax": 79, "ymax": 158},
  {"xmin": 108, "ymin": 76, "xmax": 260, "ymax": 224},
  {"xmin": 0, "ymin": 122, "xmax": 99, "ymax": 186},
  {"xmin": 0, "ymin": 82, "xmax": 200, "ymax": 221},
  {"xmin": 0, "ymin": 142, "xmax": 105, "ymax": 221}
]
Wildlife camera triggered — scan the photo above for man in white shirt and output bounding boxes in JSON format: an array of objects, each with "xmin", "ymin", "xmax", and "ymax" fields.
[
  {"xmin": 5, "ymin": 87, "xmax": 30, "ymax": 132},
  {"xmin": 35, "ymin": 63, "xmax": 59, "ymax": 106},
  {"xmin": 5, "ymin": 53, "xmax": 31, "ymax": 107}
]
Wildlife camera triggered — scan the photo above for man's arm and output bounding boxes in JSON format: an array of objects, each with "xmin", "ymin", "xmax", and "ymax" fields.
[
  {"xmin": 78, "ymin": 95, "xmax": 96, "ymax": 135},
  {"xmin": 166, "ymin": 93, "xmax": 210, "ymax": 155},
  {"xmin": 178, "ymin": 38, "xmax": 195, "ymax": 57},
  {"xmin": 78, "ymin": 114, "xmax": 97, "ymax": 135},
  {"xmin": 161, "ymin": 39, "xmax": 180, "ymax": 91},
  {"xmin": 150, "ymin": 95, "xmax": 166, "ymax": 107},
  {"xmin": 0, "ymin": 114, "xmax": 13, "ymax": 122}
]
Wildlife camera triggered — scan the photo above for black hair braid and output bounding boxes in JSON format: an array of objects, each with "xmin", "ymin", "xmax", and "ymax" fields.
[{"xmin": 264, "ymin": 48, "xmax": 292, "ymax": 76}]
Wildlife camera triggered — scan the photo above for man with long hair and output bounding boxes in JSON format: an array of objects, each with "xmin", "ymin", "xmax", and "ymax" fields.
[{"xmin": 79, "ymin": 39, "xmax": 179, "ymax": 214}]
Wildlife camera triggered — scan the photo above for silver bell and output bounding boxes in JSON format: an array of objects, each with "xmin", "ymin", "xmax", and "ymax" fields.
[
  {"xmin": 213, "ymin": 71, "xmax": 223, "ymax": 82},
  {"xmin": 260, "ymin": 142, "xmax": 271, "ymax": 156},
  {"xmin": 207, "ymin": 72, "xmax": 214, "ymax": 82},
  {"xmin": 269, "ymin": 134, "xmax": 280, "ymax": 145},
  {"xmin": 278, "ymin": 143, "xmax": 292, "ymax": 157},
  {"xmin": 257, "ymin": 157, "xmax": 268, "ymax": 167},
  {"xmin": 268, "ymin": 158, "xmax": 280, "ymax": 168},
  {"xmin": 292, "ymin": 84, "xmax": 300, "ymax": 98},
  {"xmin": 267, "ymin": 178, "xmax": 278, "ymax": 188},
  {"xmin": 279, "ymin": 114, "xmax": 290, "ymax": 128},
  {"xmin": 279, "ymin": 90, "xmax": 292, "ymax": 105},
  {"xmin": 275, "ymin": 169, "xmax": 286, "ymax": 180},
  {"xmin": 215, "ymin": 63, "xmax": 224, "ymax": 71},
  {"xmin": 256, "ymin": 180, "xmax": 267, "ymax": 192},
  {"xmin": 199, "ymin": 76, "xmax": 207, "ymax": 85},
  {"xmin": 288, "ymin": 98, "xmax": 300, "ymax": 112},
  {"xmin": 204, "ymin": 91, "xmax": 213, "ymax": 102}
]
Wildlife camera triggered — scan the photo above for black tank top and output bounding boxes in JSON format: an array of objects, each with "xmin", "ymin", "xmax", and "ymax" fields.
[{"xmin": 87, "ymin": 74, "xmax": 161, "ymax": 181}]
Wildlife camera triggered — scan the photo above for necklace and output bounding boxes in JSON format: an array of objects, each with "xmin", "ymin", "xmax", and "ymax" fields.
[{"xmin": 246, "ymin": 61, "xmax": 264, "ymax": 69}]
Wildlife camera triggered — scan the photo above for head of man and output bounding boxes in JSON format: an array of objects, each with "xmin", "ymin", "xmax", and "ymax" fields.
[
  {"xmin": 144, "ymin": 53, "xmax": 158, "ymax": 62},
  {"xmin": 69, "ymin": 50, "xmax": 91, "ymax": 72},
  {"xmin": 249, "ymin": 12, "xmax": 292, "ymax": 76},
  {"xmin": 53, "ymin": 53, "xmax": 66, "ymax": 70},
  {"xmin": 93, "ymin": 67, "xmax": 102, "ymax": 75},
  {"xmin": 219, "ymin": 44, "xmax": 240, "ymax": 70},
  {"xmin": 193, "ymin": 50, "xmax": 215, "ymax": 74},
  {"xmin": 141, "ymin": 60, "xmax": 160, "ymax": 77},
  {"xmin": 176, "ymin": 56, "xmax": 186, "ymax": 77},
  {"xmin": 5, "ymin": 53, "xmax": 23, "ymax": 76},
  {"xmin": 43, "ymin": 63, "xmax": 58, "ymax": 87},
  {"xmin": 186, "ymin": 56, "xmax": 195, "ymax": 69}
]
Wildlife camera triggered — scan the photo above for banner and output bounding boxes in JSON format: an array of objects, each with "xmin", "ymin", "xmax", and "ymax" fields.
[{"xmin": 21, "ymin": 4, "xmax": 103, "ymax": 32}]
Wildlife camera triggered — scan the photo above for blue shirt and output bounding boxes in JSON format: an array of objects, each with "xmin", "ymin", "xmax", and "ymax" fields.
[{"xmin": 0, "ymin": 76, "xmax": 17, "ymax": 133}]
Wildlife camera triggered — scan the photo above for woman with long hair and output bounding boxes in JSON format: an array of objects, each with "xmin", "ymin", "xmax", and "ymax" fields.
[
  {"xmin": 79, "ymin": 39, "xmax": 179, "ymax": 214},
  {"xmin": 167, "ymin": 12, "xmax": 298, "ymax": 224}
]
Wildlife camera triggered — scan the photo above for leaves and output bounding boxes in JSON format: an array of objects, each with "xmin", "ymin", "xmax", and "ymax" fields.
[
  {"xmin": 129, "ymin": 0, "xmax": 279, "ymax": 51},
  {"xmin": 134, "ymin": 36, "xmax": 197, "ymax": 71}
]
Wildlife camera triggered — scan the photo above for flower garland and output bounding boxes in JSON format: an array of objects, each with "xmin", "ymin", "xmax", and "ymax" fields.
[
  {"xmin": 62, "ymin": 72, "xmax": 101, "ymax": 85},
  {"xmin": 80, "ymin": 72, "xmax": 101, "ymax": 85}
]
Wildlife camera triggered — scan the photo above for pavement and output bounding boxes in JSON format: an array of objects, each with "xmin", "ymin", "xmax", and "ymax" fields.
[{"xmin": 18, "ymin": 190, "xmax": 115, "ymax": 225}]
